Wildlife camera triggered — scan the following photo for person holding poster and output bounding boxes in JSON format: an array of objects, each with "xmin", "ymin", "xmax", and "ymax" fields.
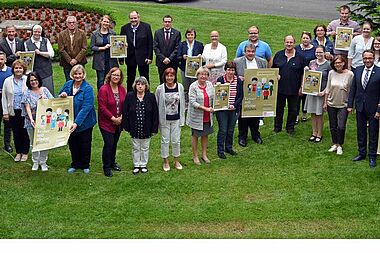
[
  {"xmin": 304, "ymin": 45, "xmax": 331, "ymax": 143},
  {"xmin": 327, "ymin": 5, "xmax": 361, "ymax": 56},
  {"xmin": 323, "ymin": 55, "xmax": 353, "ymax": 155},
  {"xmin": 273, "ymin": 35, "xmax": 307, "ymax": 135},
  {"xmin": 24, "ymin": 25, "xmax": 55, "ymax": 96},
  {"xmin": 122, "ymin": 77, "xmax": 158, "ymax": 175},
  {"xmin": 202, "ymin": 31, "xmax": 227, "ymax": 84},
  {"xmin": 215, "ymin": 61, "xmax": 243, "ymax": 159},
  {"xmin": 348, "ymin": 21, "xmax": 374, "ymax": 72},
  {"xmin": 59, "ymin": 65, "xmax": 97, "ymax": 174},
  {"xmin": 91, "ymin": 15, "xmax": 119, "ymax": 90},
  {"xmin": 22, "ymin": 72, "xmax": 53, "ymax": 171},
  {"xmin": 2, "ymin": 60, "xmax": 29, "ymax": 162},
  {"xmin": 186, "ymin": 67, "xmax": 214, "ymax": 165},
  {"xmin": 155, "ymin": 68, "xmax": 185, "ymax": 171},
  {"xmin": 234, "ymin": 43, "xmax": 267, "ymax": 146},
  {"xmin": 98, "ymin": 67, "xmax": 126, "ymax": 177},
  {"xmin": 0, "ymin": 25, "xmax": 25, "ymax": 67},
  {"xmin": 177, "ymin": 28, "xmax": 204, "ymax": 107}
]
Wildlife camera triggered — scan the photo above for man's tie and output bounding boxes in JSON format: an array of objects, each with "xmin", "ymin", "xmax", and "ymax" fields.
[
  {"xmin": 165, "ymin": 30, "xmax": 170, "ymax": 46},
  {"xmin": 132, "ymin": 27, "xmax": 137, "ymax": 47},
  {"xmin": 10, "ymin": 41, "xmax": 15, "ymax": 54},
  {"xmin": 363, "ymin": 68, "xmax": 370, "ymax": 90}
]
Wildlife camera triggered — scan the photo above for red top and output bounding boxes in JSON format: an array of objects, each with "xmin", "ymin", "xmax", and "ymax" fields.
[
  {"xmin": 97, "ymin": 83, "xmax": 127, "ymax": 133},
  {"xmin": 199, "ymin": 84, "xmax": 210, "ymax": 123}
]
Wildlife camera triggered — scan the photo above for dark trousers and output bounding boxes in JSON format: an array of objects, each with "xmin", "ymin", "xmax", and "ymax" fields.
[
  {"xmin": 274, "ymin": 93, "xmax": 298, "ymax": 131},
  {"xmin": 0, "ymin": 94, "xmax": 12, "ymax": 147},
  {"xmin": 158, "ymin": 65, "xmax": 178, "ymax": 84},
  {"xmin": 127, "ymin": 64, "xmax": 149, "ymax": 92},
  {"xmin": 296, "ymin": 94, "xmax": 307, "ymax": 115},
  {"xmin": 238, "ymin": 116, "xmax": 260, "ymax": 141},
  {"xmin": 327, "ymin": 106, "xmax": 348, "ymax": 145},
  {"xmin": 356, "ymin": 108, "xmax": 379, "ymax": 158},
  {"xmin": 68, "ymin": 127, "xmax": 93, "ymax": 169},
  {"xmin": 100, "ymin": 128, "xmax": 121, "ymax": 175},
  {"xmin": 9, "ymin": 109, "xmax": 29, "ymax": 154},
  {"xmin": 216, "ymin": 110, "xmax": 238, "ymax": 153},
  {"xmin": 63, "ymin": 66, "xmax": 72, "ymax": 82}
]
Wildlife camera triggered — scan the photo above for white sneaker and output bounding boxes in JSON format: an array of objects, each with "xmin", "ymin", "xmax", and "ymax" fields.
[
  {"xmin": 328, "ymin": 145, "xmax": 337, "ymax": 152},
  {"xmin": 259, "ymin": 119, "xmax": 264, "ymax": 126},
  {"xmin": 41, "ymin": 163, "xmax": 48, "ymax": 171},
  {"xmin": 32, "ymin": 163, "xmax": 39, "ymax": 171},
  {"xmin": 336, "ymin": 146, "xmax": 343, "ymax": 155}
]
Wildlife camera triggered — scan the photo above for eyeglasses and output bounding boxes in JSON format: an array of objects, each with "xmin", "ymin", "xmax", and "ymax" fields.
[
  {"xmin": 111, "ymin": 74, "xmax": 121, "ymax": 77},
  {"xmin": 30, "ymin": 79, "xmax": 38, "ymax": 83},
  {"xmin": 249, "ymin": 32, "xmax": 258, "ymax": 35}
]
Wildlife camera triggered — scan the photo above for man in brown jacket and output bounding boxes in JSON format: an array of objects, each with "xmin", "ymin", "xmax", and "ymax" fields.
[{"xmin": 58, "ymin": 15, "xmax": 88, "ymax": 81}]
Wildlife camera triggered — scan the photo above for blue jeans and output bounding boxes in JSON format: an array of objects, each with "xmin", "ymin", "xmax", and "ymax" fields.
[
  {"xmin": 216, "ymin": 110, "xmax": 238, "ymax": 154},
  {"xmin": 96, "ymin": 70, "xmax": 106, "ymax": 91}
]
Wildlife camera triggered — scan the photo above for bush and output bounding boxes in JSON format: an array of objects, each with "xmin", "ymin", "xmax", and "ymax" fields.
[{"xmin": 348, "ymin": 0, "xmax": 380, "ymax": 35}]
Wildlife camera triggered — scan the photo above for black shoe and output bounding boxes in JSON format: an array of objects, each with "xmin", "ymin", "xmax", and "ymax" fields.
[
  {"xmin": 226, "ymin": 150, "xmax": 237, "ymax": 156},
  {"xmin": 352, "ymin": 154, "xmax": 366, "ymax": 162},
  {"xmin": 369, "ymin": 158, "xmax": 376, "ymax": 168},
  {"xmin": 112, "ymin": 163, "xmax": 121, "ymax": 171},
  {"xmin": 104, "ymin": 171, "xmax": 113, "ymax": 177},
  {"xmin": 4, "ymin": 145, "xmax": 13, "ymax": 153},
  {"xmin": 286, "ymin": 129, "xmax": 295, "ymax": 135},
  {"xmin": 252, "ymin": 136, "xmax": 263, "ymax": 144},
  {"xmin": 238, "ymin": 139, "xmax": 247, "ymax": 147},
  {"xmin": 273, "ymin": 128, "xmax": 282, "ymax": 133},
  {"xmin": 218, "ymin": 152, "xmax": 226, "ymax": 159}
]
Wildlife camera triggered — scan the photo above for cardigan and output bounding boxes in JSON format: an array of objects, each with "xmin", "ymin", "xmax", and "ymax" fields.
[
  {"xmin": 155, "ymin": 82, "xmax": 186, "ymax": 127},
  {"xmin": 186, "ymin": 80, "xmax": 215, "ymax": 130},
  {"xmin": 90, "ymin": 28, "xmax": 119, "ymax": 71},
  {"xmin": 97, "ymin": 83, "xmax": 127, "ymax": 133},
  {"xmin": 2, "ymin": 75, "xmax": 27, "ymax": 116},
  {"xmin": 58, "ymin": 79, "xmax": 97, "ymax": 132},
  {"xmin": 122, "ymin": 92, "xmax": 158, "ymax": 138}
]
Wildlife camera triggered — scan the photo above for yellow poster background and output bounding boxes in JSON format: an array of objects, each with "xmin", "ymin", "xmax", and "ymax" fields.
[
  {"xmin": 302, "ymin": 70, "xmax": 322, "ymax": 95},
  {"xmin": 335, "ymin": 27, "xmax": 353, "ymax": 51}
]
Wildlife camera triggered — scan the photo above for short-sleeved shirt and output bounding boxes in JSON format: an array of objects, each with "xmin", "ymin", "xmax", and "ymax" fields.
[
  {"xmin": 0, "ymin": 65, "xmax": 12, "ymax": 91},
  {"xmin": 22, "ymin": 87, "xmax": 53, "ymax": 128},
  {"xmin": 327, "ymin": 18, "xmax": 361, "ymax": 55},
  {"xmin": 235, "ymin": 39, "xmax": 272, "ymax": 60}
]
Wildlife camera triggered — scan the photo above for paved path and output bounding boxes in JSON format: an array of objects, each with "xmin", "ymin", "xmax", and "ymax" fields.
[{"xmin": 166, "ymin": 0, "xmax": 347, "ymax": 20}]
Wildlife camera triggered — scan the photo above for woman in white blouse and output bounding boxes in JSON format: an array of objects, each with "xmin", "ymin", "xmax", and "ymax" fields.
[
  {"xmin": 372, "ymin": 36, "xmax": 380, "ymax": 67},
  {"xmin": 202, "ymin": 31, "xmax": 227, "ymax": 84},
  {"xmin": 348, "ymin": 21, "xmax": 374, "ymax": 71}
]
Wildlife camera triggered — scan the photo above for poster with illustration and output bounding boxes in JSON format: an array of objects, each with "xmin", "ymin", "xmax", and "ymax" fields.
[
  {"xmin": 19, "ymin": 51, "xmax": 35, "ymax": 74},
  {"xmin": 32, "ymin": 97, "xmax": 74, "ymax": 152},
  {"xmin": 185, "ymin": 56, "xmax": 202, "ymax": 78},
  {"xmin": 335, "ymin": 27, "xmax": 353, "ymax": 51},
  {"xmin": 302, "ymin": 70, "xmax": 322, "ymax": 95},
  {"xmin": 242, "ymin": 68, "xmax": 278, "ymax": 118},
  {"xmin": 110, "ymin": 35, "xmax": 127, "ymax": 58},
  {"xmin": 213, "ymin": 82, "xmax": 230, "ymax": 111}
]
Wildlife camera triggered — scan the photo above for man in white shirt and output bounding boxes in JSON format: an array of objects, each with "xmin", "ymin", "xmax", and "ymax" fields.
[{"xmin": 0, "ymin": 26, "xmax": 25, "ymax": 67}]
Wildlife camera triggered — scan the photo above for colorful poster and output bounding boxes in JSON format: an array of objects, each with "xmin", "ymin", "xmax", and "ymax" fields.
[
  {"xmin": 19, "ymin": 51, "xmax": 35, "ymax": 74},
  {"xmin": 302, "ymin": 70, "xmax": 322, "ymax": 95},
  {"xmin": 185, "ymin": 56, "xmax": 202, "ymax": 78},
  {"xmin": 32, "ymin": 97, "xmax": 74, "ymax": 152},
  {"xmin": 242, "ymin": 68, "xmax": 279, "ymax": 118},
  {"xmin": 213, "ymin": 82, "xmax": 230, "ymax": 111},
  {"xmin": 110, "ymin": 35, "xmax": 127, "ymax": 58},
  {"xmin": 335, "ymin": 27, "xmax": 353, "ymax": 51}
]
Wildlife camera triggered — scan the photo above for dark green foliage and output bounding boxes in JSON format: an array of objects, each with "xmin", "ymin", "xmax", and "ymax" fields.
[{"xmin": 348, "ymin": 0, "xmax": 380, "ymax": 35}]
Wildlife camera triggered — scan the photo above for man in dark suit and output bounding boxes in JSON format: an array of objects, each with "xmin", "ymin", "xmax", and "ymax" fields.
[
  {"xmin": 153, "ymin": 15, "xmax": 181, "ymax": 84},
  {"xmin": 348, "ymin": 49, "xmax": 380, "ymax": 168},
  {"xmin": 0, "ymin": 25, "xmax": 25, "ymax": 67},
  {"xmin": 57, "ymin": 16, "xmax": 88, "ymax": 81},
  {"xmin": 234, "ymin": 43, "xmax": 267, "ymax": 147},
  {"xmin": 120, "ymin": 11, "xmax": 153, "ymax": 92}
]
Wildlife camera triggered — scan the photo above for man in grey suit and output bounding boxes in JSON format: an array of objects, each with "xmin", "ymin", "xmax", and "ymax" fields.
[
  {"xmin": 234, "ymin": 43, "xmax": 267, "ymax": 147},
  {"xmin": 153, "ymin": 15, "xmax": 181, "ymax": 84},
  {"xmin": 0, "ymin": 25, "xmax": 25, "ymax": 67}
]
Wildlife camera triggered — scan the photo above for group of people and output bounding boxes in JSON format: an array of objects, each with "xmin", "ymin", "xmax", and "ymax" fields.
[{"xmin": 1, "ymin": 4, "xmax": 380, "ymax": 177}]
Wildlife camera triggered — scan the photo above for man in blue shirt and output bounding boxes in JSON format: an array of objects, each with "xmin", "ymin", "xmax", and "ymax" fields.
[
  {"xmin": 236, "ymin": 26, "xmax": 273, "ymax": 67},
  {"xmin": 0, "ymin": 51, "xmax": 13, "ymax": 153}
]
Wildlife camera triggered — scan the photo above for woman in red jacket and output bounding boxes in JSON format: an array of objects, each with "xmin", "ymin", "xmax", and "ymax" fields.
[{"xmin": 97, "ymin": 67, "xmax": 126, "ymax": 177}]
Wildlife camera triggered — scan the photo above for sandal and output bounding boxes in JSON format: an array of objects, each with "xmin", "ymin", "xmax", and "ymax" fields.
[
  {"xmin": 308, "ymin": 135, "xmax": 316, "ymax": 142},
  {"xmin": 315, "ymin": 136, "xmax": 322, "ymax": 143}
]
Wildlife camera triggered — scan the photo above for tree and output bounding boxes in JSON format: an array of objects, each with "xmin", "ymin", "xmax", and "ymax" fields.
[{"xmin": 348, "ymin": 0, "xmax": 380, "ymax": 35}]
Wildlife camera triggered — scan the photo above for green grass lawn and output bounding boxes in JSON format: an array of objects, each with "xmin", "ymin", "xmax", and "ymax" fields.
[{"xmin": 1, "ymin": 0, "xmax": 380, "ymax": 238}]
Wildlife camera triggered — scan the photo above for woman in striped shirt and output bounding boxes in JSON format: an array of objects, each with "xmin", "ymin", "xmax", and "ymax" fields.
[{"xmin": 215, "ymin": 61, "xmax": 243, "ymax": 159}]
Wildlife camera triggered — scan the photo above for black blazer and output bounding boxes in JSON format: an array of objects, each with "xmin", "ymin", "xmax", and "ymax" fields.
[
  {"xmin": 122, "ymin": 92, "xmax": 159, "ymax": 138},
  {"xmin": 0, "ymin": 38, "xmax": 25, "ymax": 67},
  {"xmin": 120, "ymin": 21, "xmax": 153, "ymax": 66},
  {"xmin": 348, "ymin": 65, "xmax": 380, "ymax": 114},
  {"xmin": 153, "ymin": 28, "xmax": 181, "ymax": 68},
  {"xmin": 216, "ymin": 75, "xmax": 244, "ymax": 112},
  {"xmin": 177, "ymin": 40, "xmax": 204, "ymax": 71}
]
